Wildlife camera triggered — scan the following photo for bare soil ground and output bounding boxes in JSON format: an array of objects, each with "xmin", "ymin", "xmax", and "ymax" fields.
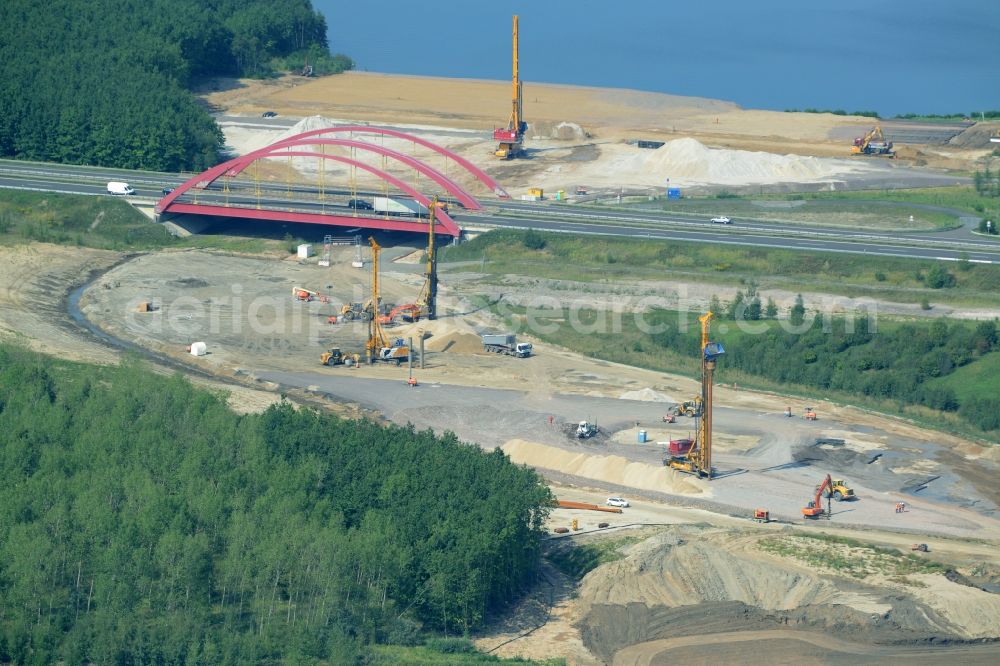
[
  {"xmin": 9, "ymin": 72, "xmax": 997, "ymax": 665},
  {"xmin": 201, "ymin": 72, "xmax": 988, "ymax": 198},
  {"xmin": 71, "ymin": 245, "xmax": 1000, "ymax": 663}
]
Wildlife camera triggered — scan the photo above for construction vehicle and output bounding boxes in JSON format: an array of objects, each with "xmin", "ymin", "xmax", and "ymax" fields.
[
  {"xmin": 339, "ymin": 301, "xmax": 374, "ymax": 321},
  {"xmin": 576, "ymin": 421, "xmax": 598, "ymax": 438},
  {"xmin": 851, "ymin": 125, "xmax": 895, "ymax": 157},
  {"xmin": 753, "ymin": 508, "xmax": 770, "ymax": 523},
  {"xmin": 292, "ymin": 287, "xmax": 330, "ymax": 303},
  {"xmin": 365, "ymin": 237, "xmax": 411, "ymax": 365},
  {"xmin": 818, "ymin": 478, "xmax": 856, "ymax": 502},
  {"xmin": 320, "ymin": 348, "xmax": 346, "ymax": 366},
  {"xmin": 671, "ymin": 396, "xmax": 703, "ymax": 418},
  {"xmin": 804, "ymin": 407, "xmax": 817, "ymax": 421},
  {"xmin": 378, "ymin": 303, "xmax": 421, "ymax": 326},
  {"xmin": 803, "ymin": 474, "xmax": 833, "ymax": 519},
  {"xmin": 662, "ymin": 413, "xmax": 676, "ymax": 423},
  {"xmin": 665, "ymin": 313, "xmax": 724, "ymax": 479},
  {"xmin": 413, "ymin": 199, "xmax": 439, "ymax": 320},
  {"xmin": 494, "ymin": 15, "xmax": 526, "ymax": 159},
  {"xmin": 911, "ymin": 543, "xmax": 929, "ymax": 552},
  {"xmin": 373, "ymin": 196, "xmax": 425, "ymax": 217},
  {"xmin": 482, "ymin": 334, "xmax": 532, "ymax": 357}
]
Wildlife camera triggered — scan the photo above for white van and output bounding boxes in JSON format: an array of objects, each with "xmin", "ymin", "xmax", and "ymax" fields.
[{"xmin": 107, "ymin": 181, "xmax": 135, "ymax": 196}]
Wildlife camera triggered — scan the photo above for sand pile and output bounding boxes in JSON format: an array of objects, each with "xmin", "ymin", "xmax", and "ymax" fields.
[
  {"xmin": 530, "ymin": 120, "xmax": 589, "ymax": 140},
  {"xmin": 566, "ymin": 137, "xmax": 867, "ymax": 189},
  {"xmin": 425, "ymin": 330, "xmax": 483, "ymax": 353},
  {"xmin": 579, "ymin": 533, "xmax": 887, "ymax": 614},
  {"xmin": 645, "ymin": 138, "xmax": 846, "ymax": 183},
  {"xmin": 619, "ymin": 387, "xmax": 676, "ymax": 403},
  {"xmin": 502, "ymin": 439, "xmax": 705, "ymax": 496}
]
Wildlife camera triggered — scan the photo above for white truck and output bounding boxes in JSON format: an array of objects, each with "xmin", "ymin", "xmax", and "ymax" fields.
[
  {"xmin": 482, "ymin": 334, "xmax": 532, "ymax": 358},
  {"xmin": 373, "ymin": 196, "xmax": 425, "ymax": 217},
  {"xmin": 107, "ymin": 181, "xmax": 135, "ymax": 196}
]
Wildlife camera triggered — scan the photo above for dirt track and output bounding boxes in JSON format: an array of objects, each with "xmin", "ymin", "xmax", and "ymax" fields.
[
  {"xmin": 6, "ymin": 234, "xmax": 999, "ymax": 665},
  {"xmin": 6, "ymin": 71, "xmax": 999, "ymax": 665},
  {"xmin": 63, "ymin": 244, "xmax": 1000, "ymax": 663}
]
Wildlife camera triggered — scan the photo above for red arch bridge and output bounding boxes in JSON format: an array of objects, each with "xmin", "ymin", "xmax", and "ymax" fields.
[{"xmin": 155, "ymin": 125, "xmax": 511, "ymax": 238}]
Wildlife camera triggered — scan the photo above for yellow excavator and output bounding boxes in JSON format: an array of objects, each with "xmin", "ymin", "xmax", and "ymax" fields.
[
  {"xmin": 671, "ymin": 396, "xmax": 703, "ymax": 417},
  {"xmin": 818, "ymin": 478, "xmax": 857, "ymax": 502},
  {"xmin": 851, "ymin": 125, "xmax": 895, "ymax": 157}
]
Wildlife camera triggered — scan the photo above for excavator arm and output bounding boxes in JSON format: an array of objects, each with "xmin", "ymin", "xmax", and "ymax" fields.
[{"xmin": 803, "ymin": 474, "xmax": 833, "ymax": 517}]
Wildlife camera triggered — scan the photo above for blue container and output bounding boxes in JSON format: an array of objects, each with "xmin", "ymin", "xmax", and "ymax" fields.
[
  {"xmin": 667, "ymin": 188, "xmax": 681, "ymax": 200},
  {"xmin": 638, "ymin": 429, "xmax": 647, "ymax": 443}
]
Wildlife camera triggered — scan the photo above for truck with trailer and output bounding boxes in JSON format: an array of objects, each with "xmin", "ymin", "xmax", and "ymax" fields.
[
  {"xmin": 482, "ymin": 334, "xmax": 532, "ymax": 357},
  {"xmin": 373, "ymin": 196, "xmax": 425, "ymax": 217}
]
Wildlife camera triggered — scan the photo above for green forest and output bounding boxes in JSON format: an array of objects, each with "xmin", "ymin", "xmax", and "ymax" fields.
[
  {"xmin": 0, "ymin": 344, "xmax": 552, "ymax": 664},
  {"xmin": 0, "ymin": 0, "xmax": 352, "ymax": 172}
]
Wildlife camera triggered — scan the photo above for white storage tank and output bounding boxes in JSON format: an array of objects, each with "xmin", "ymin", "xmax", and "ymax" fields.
[
  {"xmin": 189, "ymin": 341, "xmax": 207, "ymax": 357},
  {"xmin": 297, "ymin": 243, "xmax": 313, "ymax": 258}
]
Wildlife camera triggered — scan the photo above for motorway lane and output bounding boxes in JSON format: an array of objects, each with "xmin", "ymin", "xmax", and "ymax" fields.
[
  {"xmin": 3, "ymin": 159, "xmax": 1000, "ymax": 262},
  {"xmin": 471, "ymin": 213, "xmax": 1000, "ymax": 264}
]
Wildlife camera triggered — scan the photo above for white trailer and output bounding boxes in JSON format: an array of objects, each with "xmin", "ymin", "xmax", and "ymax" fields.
[{"xmin": 373, "ymin": 196, "xmax": 425, "ymax": 217}]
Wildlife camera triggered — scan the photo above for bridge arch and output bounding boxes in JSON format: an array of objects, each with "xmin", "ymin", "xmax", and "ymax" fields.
[
  {"xmin": 220, "ymin": 137, "xmax": 481, "ymax": 211},
  {"xmin": 157, "ymin": 149, "xmax": 461, "ymax": 235},
  {"xmin": 276, "ymin": 125, "xmax": 510, "ymax": 198}
]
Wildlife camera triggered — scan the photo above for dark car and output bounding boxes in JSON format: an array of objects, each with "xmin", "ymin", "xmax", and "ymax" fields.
[
  {"xmin": 161, "ymin": 187, "xmax": 174, "ymax": 196},
  {"xmin": 347, "ymin": 198, "xmax": 373, "ymax": 210},
  {"xmin": 262, "ymin": 111, "xmax": 277, "ymax": 118}
]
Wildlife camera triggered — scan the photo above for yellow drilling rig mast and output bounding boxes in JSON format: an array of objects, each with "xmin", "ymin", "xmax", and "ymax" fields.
[
  {"xmin": 365, "ymin": 237, "xmax": 409, "ymax": 365},
  {"xmin": 665, "ymin": 312, "xmax": 724, "ymax": 479},
  {"xmin": 494, "ymin": 15, "xmax": 526, "ymax": 159}
]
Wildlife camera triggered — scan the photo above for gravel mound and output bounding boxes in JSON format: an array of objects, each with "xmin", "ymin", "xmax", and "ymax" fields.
[
  {"xmin": 619, "ymin": 387, "xmax": 676, "ymax": 403},
  {"xmin": 579, "ymin": 534, "xmax": 848, "ymax": 611},
  {"xmin": 502, "ymin": 439, "xmax": 705, "ymax": 496},
  {"xmin": 646, "ymin": 138, "xmax": 845, "ymax": 183}
]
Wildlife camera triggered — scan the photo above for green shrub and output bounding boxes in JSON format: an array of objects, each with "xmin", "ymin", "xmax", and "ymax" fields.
[
  {"xmin": 522, "ymin": 228, "xmax": 547, "ymax": 250},
  {"xmin": 425, "ymin": 638, "xmax": 477, "ymax": 654}
]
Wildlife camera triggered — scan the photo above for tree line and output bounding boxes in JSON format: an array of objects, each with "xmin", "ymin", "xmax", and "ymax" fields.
[
  {"xmin": 0, "ymin": 345, "xmax": 551, "ymax": 664},
  {"xmin": 645, "ymin": 308, "xmax": 1000, "ymax": 432},
  {"xmin": 0, "ymin": 0, "xmax": 352, "ymax": 172}
]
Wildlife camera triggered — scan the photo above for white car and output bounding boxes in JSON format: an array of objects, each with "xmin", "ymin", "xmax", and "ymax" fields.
[
  {"xmin": 606, "ymin": 497, "xmax": 630, "ymax": 508},
  {"xmin": 710, "ymin": 216, "xmax": 732, "ymax": 224}
]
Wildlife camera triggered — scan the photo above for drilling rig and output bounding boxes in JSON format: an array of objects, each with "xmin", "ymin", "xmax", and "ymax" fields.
[
  {"xmin": 365, "ymin": 237, "xmax": 409, "ymax": 365},
  {"xmin": 415, "ymin": 198, "xmax": 439, "ymax": 320},
  {"xmin": 494, "ymin": 15, "xmax": 526, "ymax": 159},
  {"xmin": 665, "ymin": 312, "xmax": 724, "ymax": 479}
]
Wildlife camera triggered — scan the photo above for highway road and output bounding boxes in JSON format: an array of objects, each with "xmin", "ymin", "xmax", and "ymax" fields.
[{"xmin": 2, "ymin": 158, "xmax": 1000, "ymax": 264}]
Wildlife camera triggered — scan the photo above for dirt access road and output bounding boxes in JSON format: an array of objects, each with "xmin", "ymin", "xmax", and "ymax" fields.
[
  {"xmin": 73, "ymin": 244, "xmax": 1000, "ymax": 663},
  {"xmin": 5, "ymin": 238, "xmax": 1000, "ymax": 664}
]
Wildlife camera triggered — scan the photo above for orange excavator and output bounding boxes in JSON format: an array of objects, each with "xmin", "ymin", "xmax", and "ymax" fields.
[
  {"xmin": 803, "ymin": 474, "xmax": 833, "ymax": 519},
  {"xmin": 378, "ymin": 303, "xmax": 422, "ymax": 326}
]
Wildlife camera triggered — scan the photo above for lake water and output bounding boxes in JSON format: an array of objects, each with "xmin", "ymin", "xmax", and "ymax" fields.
[{"xmin": 316, "ymin": 0, "xmax": 998, "ymax": 117}]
